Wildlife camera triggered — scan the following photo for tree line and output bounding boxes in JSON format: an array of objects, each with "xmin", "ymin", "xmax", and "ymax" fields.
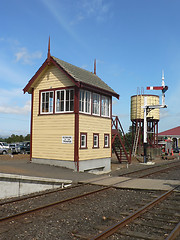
[
  {"xmin": 0, "ymin": 134, "xmax": 30, "ymax": 143},
  {"xmin": 0, "ymin": 127, "xmax": 133, "ymax": 148}
]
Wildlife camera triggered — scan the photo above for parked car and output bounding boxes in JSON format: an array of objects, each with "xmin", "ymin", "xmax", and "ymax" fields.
[
  {"xmin": 9, "ymin": 143, "xmax": 21, "ymax": 154},
  {"xmin": 19, "ymin": 141, "xmax": 30, "ymax": 154},
  {"xmin": 0, "ymin": 142, "xmax": 9, "ymax": 154},
  {"xmin": 173, "ymin": 147, "xmax": 180, "ymax": 153},
  {"xmin": 0, "ymin": 142, "xmax": 9, "ymax": 149},
  {"xmin": 0, "ymin": 147, "xmax": 8, "ymax": 154}
]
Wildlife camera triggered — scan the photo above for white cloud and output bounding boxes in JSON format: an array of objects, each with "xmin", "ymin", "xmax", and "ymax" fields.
[
  {"xmin": 0, "ymin": 60, "xmax": 26, "ymax": 85},
  {"xmin": 42, "ymin": 0, "xmax": 77, "ymax": 38},
  {"xmin": 0, "ymin": 88, "xmax": 31, "ymax": 115},
  {"xmin": 69, "ymin": 0, "xmax": 111, "ymax": 25},
  {"xmin": 15, "ymin": 47, "xmax": 42, "ymax": 65},
  {"xmin": 0, "ymin": 101, "xmax": 30, "ymax": 115},
  {"xmin": 0, "ymin": 37, "xmax": 42, "ymax": 65},
  {"xmin": 80, "ymin": 0, "xmax": 111, "ymax": 22},
  {"xmin": 0, "ymin": 88, "xmax": 22, "ymax": 104},
  {"xmin": 160, "ymin": 109, "xmax": 169, "ymax": 119}
]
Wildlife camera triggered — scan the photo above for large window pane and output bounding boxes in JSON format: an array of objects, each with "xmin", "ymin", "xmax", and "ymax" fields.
[
  {"xmin": 79, "ymin": 90, "xmax": 91, "ymax": 114},
  {"xmin": 93, "ymin": 93, "xmax": 100, "ymax": 115},
  {"xmin": 70, "ymin": 90, "xmax": 74, "ymax": 111},
  {"xmin": 101, "ymin": 95, "xmax": 110, "ymax": 117},
  {"xmin": 41, "ymin": 91, "xmax": 54, "ymax": 114},
  {"xmin": 56, "ymin": 89, "xmax": 74, "ymax": 113}
]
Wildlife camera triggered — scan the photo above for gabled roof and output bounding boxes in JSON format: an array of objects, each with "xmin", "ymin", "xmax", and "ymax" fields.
[
  {"xmin": 23, "ymin": 56, "xmax": 119, "ymax": 99},
  {"xmin": 159, "ymin": 126, "xmax": 180, "ymax": 136}
]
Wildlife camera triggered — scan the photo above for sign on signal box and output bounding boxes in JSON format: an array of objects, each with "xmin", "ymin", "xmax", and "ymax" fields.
[{"xmin": 62, "ymin": 136, "xmax": 73, "ymax": 144}]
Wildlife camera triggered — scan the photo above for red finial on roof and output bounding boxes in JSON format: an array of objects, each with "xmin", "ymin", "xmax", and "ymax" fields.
[
  {"xmin": 94, "ymin": 59, "xmax": 96, "ymax": 75},
  {"xmin": 47, "ymin": 36, "xmax": 51, "ymax": 65}
]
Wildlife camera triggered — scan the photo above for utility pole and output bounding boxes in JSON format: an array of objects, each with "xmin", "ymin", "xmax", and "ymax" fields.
[
  {"xmin": 143, "ymin": 97, "xmax": 148, "ymax": 163},
  {"xmin": 143, "ymin": 71, "xmax": 168, "ymax": 163}
]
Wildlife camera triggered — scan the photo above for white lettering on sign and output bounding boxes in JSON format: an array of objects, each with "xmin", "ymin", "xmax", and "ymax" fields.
[{"xmin": 62, "ymin": 136, "xmax": 73, "ymax": 144}]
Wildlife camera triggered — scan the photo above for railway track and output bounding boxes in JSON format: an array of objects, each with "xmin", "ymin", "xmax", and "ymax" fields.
[
  {"xmin": 117, "ymin": 160, "xmax": 180, "ymax": 178},
  {"xmin": 0, "ymin": 185, "xmax": 179, "ymax": 239},
  {"xmin": 0, "ymin": 183, "xmax": 80, "ymax": 206},
  {"xmin": 0, "ymin": 184, "xmax": 110, "ymax": 223},
  {"xmin": 88, "ymin": 186, "xmax": 180, "ymax": 240},
  {"xmin": 0, "ymin": 185, "xmax": 170, "ymax": 239},
  {"xmin": 0, "ymin": 160, "xmax": 179, "ymax": 220},
  {"xmin": 0, "ymin": 160, "xmax": 179, "ymax": 239}
]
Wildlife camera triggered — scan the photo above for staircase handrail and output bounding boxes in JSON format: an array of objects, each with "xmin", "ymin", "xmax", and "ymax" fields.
[
  {"xmin": 112, "ymin": 115, "xmax": 126, "ymax": 142},
  {"xmin": 116, "ymin": 131, "xmax": 131, "ymax": 163},
  {"xmin": 112, "ymin": 115, "xmax": 132, "ymax": 163}
]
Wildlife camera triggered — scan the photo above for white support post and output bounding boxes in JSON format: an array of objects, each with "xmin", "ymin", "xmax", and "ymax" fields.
[
  {"xmin": 143, "ymin": 97, "xmax": 148, "ymax": 163},
  {"xmin": 143, "ymin": 71, "xmax": 168, "ymax": 163},
  {"xmin": 162, "ymin": 70, "xmax": 165, "ymax": 106},
  {"xmin": 143, "ymin": 97, "xmax": 147, "ymax": 144}
]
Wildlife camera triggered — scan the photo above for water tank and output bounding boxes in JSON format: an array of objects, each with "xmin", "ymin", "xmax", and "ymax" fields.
[{"xmin": 131, "ymin": 94, "xmax": 160, "ymax": 121}]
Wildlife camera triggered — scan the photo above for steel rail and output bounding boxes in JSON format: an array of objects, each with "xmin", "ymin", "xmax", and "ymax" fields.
[
  {"xmin": 165, "ymin": 222, "xmax": 180, "ymax": 240},
  {"xmin": 0, "ymin": 184, "xmax": 80, "ymax": 206},
  {"xmin": 1, "ymin": 161, "xmax": 179, "ymax": 207},
  {"xmin": 0, "ymin": 186, "xmax": 111, "ymax": 223},
  {"xmin": 88, "ymin": 162, "xmax": 180, "ymax": 187},
  {"xmin": 118, "ymin": 161, "xmax": 180, "ymax": 177},
  {"xmin": 138, "ymin": 163, "xmax": 180, "ymax": 178},
  {"xmin": 90, "ymin": 186, "xmax": 178, "ymax": 240},
  {"xmin": 0, "ymin": 161, "xmax": 179, "ymax": 224}
]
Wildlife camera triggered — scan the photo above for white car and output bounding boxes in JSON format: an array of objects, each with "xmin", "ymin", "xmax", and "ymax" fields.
[
  {"xmin": 0, "ymin": 142, "xmax": 9, "ymax": 154},
  {"xmin": 0, "ymin": 142, "xmax": 9, "ymax": 149}
]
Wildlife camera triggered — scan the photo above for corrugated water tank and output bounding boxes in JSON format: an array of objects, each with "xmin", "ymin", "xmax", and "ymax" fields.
[{"xmin": 131, "ymin": 94, "xmax": 160, "ymax": 121}]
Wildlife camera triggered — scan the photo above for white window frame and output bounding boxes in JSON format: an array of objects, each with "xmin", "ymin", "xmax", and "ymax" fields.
[
  {"xmin": 101, "ymin": 95, "xmax": 110, "ymax": 117},
  {"xmin": 80, "ymin": 133, "xmax": 87, "ymax": 149},
  {"xmin": 79, "ymin": 90, "xmax": 91, "ymax": 114},
  {"xmin": 92, "ymin": 93, "xmax": 100, "ymax": 116},
  {"xmin": 93, "ymin": 133, "xmax": 99, "ymax": 148},
  {"xmin": 104, "ymin": 134, "xmax": 109, "ymax": 148},
  {"xmin": 40, "ymin": 91, "xmax": 54, "ymax": 114},
  {"xmin": 55, "ymin": 89, "xmax": 74, "ymax": 113}
]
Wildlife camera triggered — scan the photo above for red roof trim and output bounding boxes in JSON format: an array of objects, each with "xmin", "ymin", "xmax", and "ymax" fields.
[
  {"xmin": 23, "ymin": 60, "xmax": 48, "ymax": 93},
  {"xmin": 23, "ymin": 56, "xmax": 119, "ymax": 99},
  {"xmin": 159, "ymin": 126, "xmax": 180, "ymax": 136},
  {"xmin": 23, "ymin": 57, "xmax": 80, "ymax": 93}
]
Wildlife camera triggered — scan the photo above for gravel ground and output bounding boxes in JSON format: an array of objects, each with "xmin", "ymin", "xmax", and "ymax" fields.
[
  {"xmin": 108, "ymin": 191, "xmax": 180, "ymax": 240},
  {"xmin": 0, "ymin": 154, "xmax": 180, "ymax": 239},
  {"xmin": 0, "ymin": 184, "xmax": 104, "ymax": 218},
  {"xmin": 0, "ymin": 154, "xmax": 30, "ymax": 161},
  {"xmin": 0, "ymin": 187, "xmax": 163, "ymax": 240},
  {"xmin": 145, "ymin": 167, "xmax": 180, "ymax": 180}
]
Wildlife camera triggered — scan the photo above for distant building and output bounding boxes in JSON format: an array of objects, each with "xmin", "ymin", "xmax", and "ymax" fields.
[
  {"xmin": 158, "ymin": 126, "xmax": 180, "ymax": 151},
  {"xmin": 23, "ymin": 40, "xmax": 119, "ymax": 172}
]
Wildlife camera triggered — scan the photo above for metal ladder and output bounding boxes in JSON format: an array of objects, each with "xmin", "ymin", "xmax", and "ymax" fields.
[{"xmin": 132, "ymin": 124, "xmax": 140, "ymax": 156}]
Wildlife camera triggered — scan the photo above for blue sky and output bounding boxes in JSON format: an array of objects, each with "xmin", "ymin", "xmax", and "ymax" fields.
[{"xmin": 0, "ymin": 0, "xmax": 180, "ymax": 136}]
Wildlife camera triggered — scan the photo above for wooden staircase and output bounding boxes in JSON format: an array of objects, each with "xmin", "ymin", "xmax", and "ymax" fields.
[{"xmin": 112, "ymin": 116, "xmax": 131, "ymax": 164}]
